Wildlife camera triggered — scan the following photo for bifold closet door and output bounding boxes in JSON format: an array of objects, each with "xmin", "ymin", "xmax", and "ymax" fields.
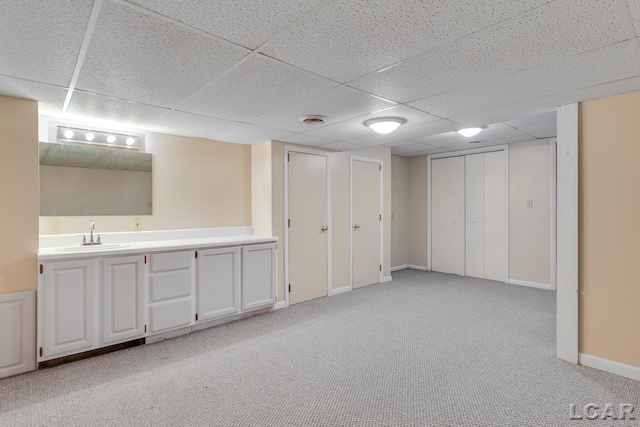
[
  {"xmin": 431, "ymin": 156, "xmax": 465, "ymax": 275},
  {"xmin": 464, "ymin": 151, "xmax": 506, "ymax": 281}
]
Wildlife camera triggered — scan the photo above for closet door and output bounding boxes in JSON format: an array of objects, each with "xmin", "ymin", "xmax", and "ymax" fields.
[
  {"xmin": 483, "ymin": 151, "xmax": 506, "ymax": 281},
  {"xmin": 431, "ymin": 156, "xmax": 465, "ymax": 275},
  {"xmin": 465, "ymin": 154, "xmax": 484, "ymax": 278}
]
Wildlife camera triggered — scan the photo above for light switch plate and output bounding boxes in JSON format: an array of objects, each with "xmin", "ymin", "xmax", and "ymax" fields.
[
  {"xmin": 134, "ymin": 218, "xmax": 142, "ymax": 231},
  {"xmin": 527, "ymin": 200, "xmax": 534, "ymax": 209},
  {"xmin": 49, "ymin": 219, "xmax": 61, "ymax": 234}
]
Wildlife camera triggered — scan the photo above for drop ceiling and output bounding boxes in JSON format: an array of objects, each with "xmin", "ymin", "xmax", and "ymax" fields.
[{"xmin": 1, "ymin": 0, "xmax": 640, "ymax": 156}]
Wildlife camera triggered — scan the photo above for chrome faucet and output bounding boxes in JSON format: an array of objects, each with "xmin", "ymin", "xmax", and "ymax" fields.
[{"xmin": 82, "ymin": 220, "xmax": 101, "ymax": 246}]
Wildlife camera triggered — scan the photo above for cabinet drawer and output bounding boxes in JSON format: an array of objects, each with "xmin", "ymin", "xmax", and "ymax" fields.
[
  {"xmin": 149, "ymin": 299, "xmax": 192, "ymax": 333},
  {"xmin": 150, "ymin": 251, "xmax": 192, "ymax": 273},
  {"xmin": 150, "ymin": 270, "xmax": 192, "ymax": 302}
]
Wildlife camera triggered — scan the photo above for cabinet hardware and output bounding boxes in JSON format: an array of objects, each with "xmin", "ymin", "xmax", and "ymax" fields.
[
  {"xmin": 39, "ymin": 347, "xmax": 43, "ymax": 357},
  {"xmin": 39, "ymin": 264, "xmax": 43, "ymax": 274},
  {"xmin": 195, "ymin": 251, "xmax": 198, "ymax": 259},
  {"xmin": 144, "ymin": 256, "xmax": 147, "ymax": 264},
  {"xmin": 144, "ymin": 325, "xmax": 147, "ymax": 333},
  {"xmin": 195, "ymin": 313, "xmax": 199, "ymax": 321}
]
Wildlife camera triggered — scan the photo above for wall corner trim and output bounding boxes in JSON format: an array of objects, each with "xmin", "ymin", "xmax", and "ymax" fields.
[
  {"xmin": 328, "ymin": 286, "xmax": 351, "ymax": 297},
  {"xmin": 408, "ymin": 265, "xmax": 428, "ymax": 271},
  {"xmin": 507, "ymin": 279, "xmax": 552, "ymax": 291},
  {"xmin": 272, "ymin": 301, "xmax": 288, "ymax": 311},
  {"xmin": 579, "ymin": 353, "xmax": 640, "ymax": 382},
  {"xmin": 391, "ymin": 265, "xmax": 408, "ymax": 272},
  {"xmin": 381, "ymin": 276, "xmax": 392, "ymax": 283}
]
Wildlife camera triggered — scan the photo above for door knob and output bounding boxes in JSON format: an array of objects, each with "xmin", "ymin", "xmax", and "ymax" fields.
[
  {"xmin": 353, "ymin": 224, "xmax": 361, "ymax": 230},
  {"xmin": 321, "ymin": 226, "xmax": 328, "ymax": 232}
]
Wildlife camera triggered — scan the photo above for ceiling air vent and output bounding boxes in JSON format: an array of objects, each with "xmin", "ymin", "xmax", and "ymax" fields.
[
  {"xmin": 299, "ymin": 115, "xmax": 329, "ymax": 125},
  {"xmin": 469, "ymin": 140, "xmax": 482, "ymax": 144}
]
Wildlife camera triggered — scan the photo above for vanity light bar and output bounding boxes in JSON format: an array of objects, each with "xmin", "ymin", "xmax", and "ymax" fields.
[{"xmin": 56, "ymin": 126, "xmax": 140, "ymax": 149}]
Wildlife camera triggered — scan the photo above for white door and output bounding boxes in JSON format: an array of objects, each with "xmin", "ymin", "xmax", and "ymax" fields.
[
  {"xmin": 465, "ymin": 154, "xmax": 485, "ymax": 278},
  {"xmin": 197, "ymin": 247, "xmax": 240, "ymax": 321},
  {"xmin": 102, "ymin": 255, "xmax": 145, "ymax": 345},
  {"xmin": 483, "ymin": 151, "xmax": 506, "ymax": 281},
  {"xmin": 242, "ymin": 243, "xmax": 277, "ymax": 311},
  {"xmin": 42, "ymin": 260, "xmax": 97, "ymax": 359},
  {"xmin": 431, "ymin": 157, "xmax": 465, "ymax": 275},
  {"xmin": 352, "ymin": 159, "xmax": 382, "ymax": 288},
  {"xmin": 288, "ymin": 152, "xmax": 328, "ymax": 304}
]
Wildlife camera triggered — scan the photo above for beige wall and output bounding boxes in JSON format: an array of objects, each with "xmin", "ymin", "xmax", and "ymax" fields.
[
  {"xmin": 579, "ymin": 91, "xmax": 640, "ymax": 368},
  {"xmin": 0, "ymin": 96, "xmax": 39, "ymax": 293},
  {"xmin": 39, "ymin": 132, "xmax": 252, "ymax": 234},
  {"xmin": 509, "ymin": 140, "xmax": 552, "ymax": 285},
  {"xmin": 391, "ymin": 156, "xmax": 409, "ymax": 268},
  {"xmin": 408, "ymin": 156, "xmax": 428, "ymax": 268}
]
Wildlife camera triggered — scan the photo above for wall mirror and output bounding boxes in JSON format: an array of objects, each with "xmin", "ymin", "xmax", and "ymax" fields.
[{"xmin": 39, "ymin": 142, "xmax": 152, "ymax": 216}]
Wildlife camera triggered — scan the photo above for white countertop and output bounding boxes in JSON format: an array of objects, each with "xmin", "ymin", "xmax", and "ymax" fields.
[{"xmin": 38, "ymin": 234, "xmax": 278, "ymax": 261}]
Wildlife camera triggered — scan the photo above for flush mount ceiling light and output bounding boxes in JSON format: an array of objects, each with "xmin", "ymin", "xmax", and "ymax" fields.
[
  {"xmin": 57, "ymin": 125, "xmax": 141, "ymax": 150},
  {"xmin": 364, "ymin": 117, "xmax": 406, "ymax": 134},
  {"xmin": 299, "ymin": 115, "xmax": 329, "ymax": 125},
  {"xmin": 457, "ymin": 126, "xmax": 486, "ymax": 137}
]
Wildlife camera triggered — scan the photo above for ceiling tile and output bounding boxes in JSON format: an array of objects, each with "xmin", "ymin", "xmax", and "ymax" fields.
[
  {"xmin": 540, "ymin": 75, "xmax": 640, "ymax": 106},
  {"xmin": 321, "ymin": 141, "xmax": 364, "ymax": 152},
  {"xmin": 277, "ymin": 134, "xmax": 336, "ymax": 147},
  {"xmin": 0, "ymin": 76, "xmax": 67, "ymax": 116},
  {"xmin": 415, "ymin": 40, "xmax": 640, "ymax": 122},
  {"xmin": 514, "ymin": 120, "xmax": 557, "ymax": 136},
  {"xmin": 251, "ymin": 86, "xmax": 396, "ymax": 133},
  {"xmin": 450, "ymin": 101, "xmax": 556, "ymax": 127},
  {"xmin": 262, "ymin": 0, "xmax": 553, "ymax": 83},
  {"xmin": 627, "ymin": 1, "xmax": 640, "ymax": 36},
  {"xmin": 0, "ymin": 0, "xmax": 93, "ymax": 86},
  {"xmin": 180, "ymin": 55, "xmax": 338, "ymax": 122},
  {"xmin": 66, "ymin": 91, "xmax": 170, "ymax": 128},
  {"xmin": 504, "ymin": 112, "xmax": 556, "ymax": 127},
  {"xmin": 146, "ymin": 111, "xmax": 241, "ymax": 138},
  {"xmin": 126, "ymin": 0, "xmax": 326, "ymax": 49},
  {"xmin": 350, "ymin": 0, "xmax": 627, "ymax": 103},
  {"xmin": 390, "ymin": 143, "xmax": 434, "ymax": 156},
  {"xmin": 304, "ymin": 105, "xmax": 439, "ymax": 141},
  {"xmin": 211, "ymin": 124, "xmax": 294, "ymax": 145},
  {"xmin": 383, "ymin": 139, "xmax": 420, "ymax": 148},
  {"xmin": 76, "ymin": 1, "xmax": 249, "ymax": 108}
]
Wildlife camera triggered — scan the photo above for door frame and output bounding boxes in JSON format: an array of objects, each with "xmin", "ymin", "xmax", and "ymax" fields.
[
  {"xmin": 283, "ymin": 146, "xmax": 332, "ymax": 307},
  {"xmin": 426, "ymin": 145, "xmax": 510, "ymax": 282},
  {"xmin": 349, "ymin": 155, "xmax": 384, "ymax": 289}
]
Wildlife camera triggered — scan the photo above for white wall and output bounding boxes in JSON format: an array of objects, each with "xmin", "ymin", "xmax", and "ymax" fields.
[{"xmin": 408, "ymin": 156, "xmax": 428, "ymax": 268}]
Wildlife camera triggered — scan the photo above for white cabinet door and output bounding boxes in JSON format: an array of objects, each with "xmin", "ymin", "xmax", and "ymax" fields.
[
  {"xmin": 102, "ymin": 255, "xmax": 145, "ymax": 345},
  {"xmin": 147, "ymin": 251, "xmax": 195, "ymax": 334},
  {"xmin": 465, "ymin": 153, "xmax": 485, "ymax": 278},
  {"xmin": 241, "ymin": 244, "xmax": 277, "ymax": 312},
  {"xmin": 41, "ymin": 260, "xmax": 97, "ymax": 360},
  {"xmin": 197, "ymin": 247, "xmax": 240, "ymax": 321}
]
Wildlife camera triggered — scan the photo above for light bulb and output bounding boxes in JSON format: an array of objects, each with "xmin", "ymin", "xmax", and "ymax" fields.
[
  {"xmin": 85, "ymin": 132, "xmax": 95, "ymax": 141},
  {"xmin": 457, "ymin": 127, "xmax": 484, "ymax": 137},
  {"xmin": 125, "ymin": 137, "xmax": 136, "ymax": 146},
  {"xmin": 63, "ymin": 129, "xmax": 74, "ymax": 139},
  {"xmin": 364, "ymin": 117, "xmax": 406, "ymax": 135},
  {"xmin": 106, "ymin": 135, "xmax": 116, "ymax": 143}
]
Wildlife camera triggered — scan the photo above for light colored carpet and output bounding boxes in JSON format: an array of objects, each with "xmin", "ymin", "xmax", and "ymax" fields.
[{"xmin": 1, "ymin": 270, "xmax": 638, "ymax": 426}]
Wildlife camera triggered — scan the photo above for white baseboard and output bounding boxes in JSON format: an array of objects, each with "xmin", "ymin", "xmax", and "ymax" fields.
[
  {"xmin": 0, "ymin": 291, "xmax": 35, "ymax": 379},
  {"xmin": 381, "ymin": 276, "xmax": 393, "ymax": 283},
  {"xmin": 408, "ymin": 265, "xmax": 428, "ymax": 271},
  {"xmin": 272, "ymin": 301, "xmax": 288, "ymax": 311},
  {"xmin": 508, "ymin": 279, "xmax": 552, "ymax": 290},
  {"xmin": 391, "ymin": 265, "xmax": 408, "ymax": 272},
  {"xmin": 579, "ymin": 353, "xmax": 640, "ymax": 382},
  {"xmin": 329, "ymin": 286, "xmax": 351, "ymax": 296}
]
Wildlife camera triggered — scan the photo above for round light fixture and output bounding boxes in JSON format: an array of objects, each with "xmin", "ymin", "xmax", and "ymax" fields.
[
  {"xmin": 364, "ymin": 117, "xmax": 406, "ymax": 134},
  {"xmin": 457, "ymin": 126, "xmax": 486, "ymax": 137},
  {"xmin": 106, "ymin": 135, "xmax": 116, "ymax": 143},
  {"xmin": 299, "ymin": 115, "xmax": 329, "ymax": 125},
  {"xmin": 85, "ymin": 132, "xmax": 95, "ymax": 141},
  {"xmin": 125, "ymin": 136, "xmax": 136, "ymax": 146},
  {"xmin": 63, "ymin": 129, "xmax": 74, "ymax": 139}
]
